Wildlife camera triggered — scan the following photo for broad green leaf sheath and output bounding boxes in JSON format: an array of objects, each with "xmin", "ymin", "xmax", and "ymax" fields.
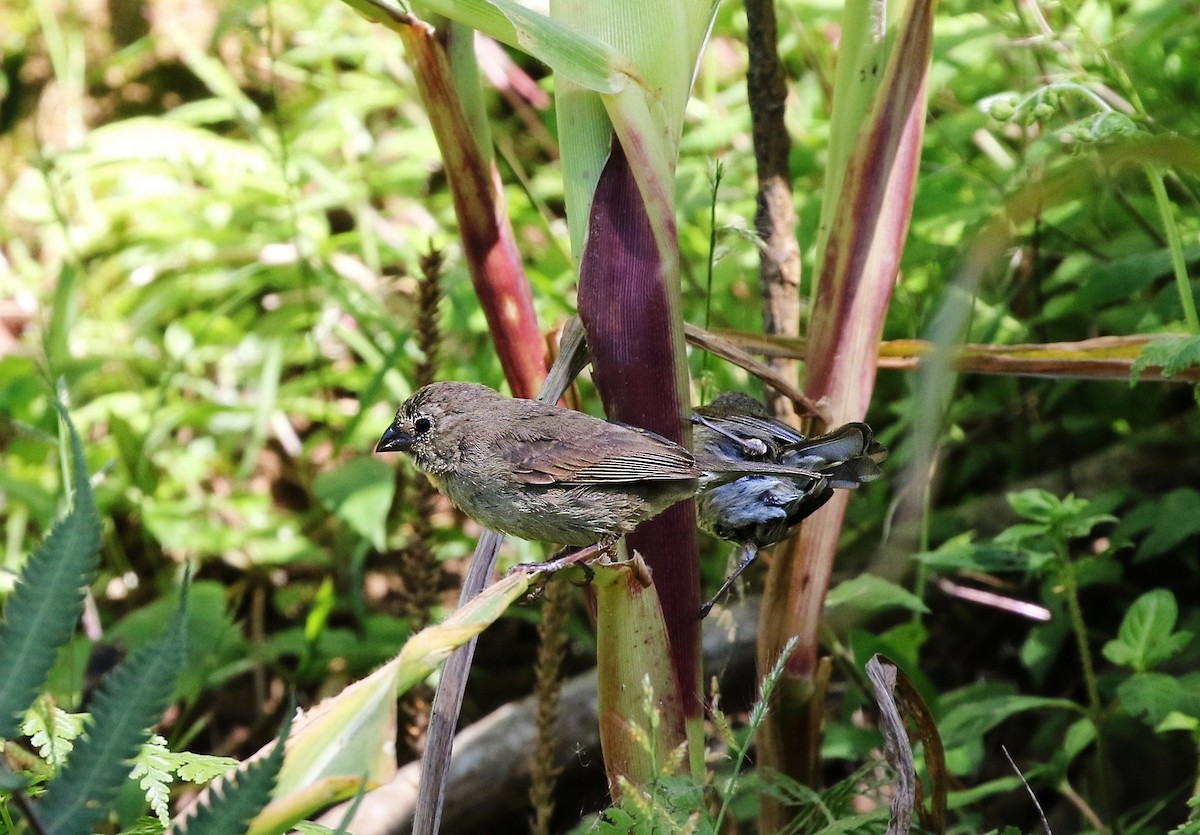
[
  {"xmin": 766, "ymin": 0, "xmax": 934, "ymax": 676},
  {"xmin": 593, "ymin": 562, "xmax": 686, "ymax": 789}
]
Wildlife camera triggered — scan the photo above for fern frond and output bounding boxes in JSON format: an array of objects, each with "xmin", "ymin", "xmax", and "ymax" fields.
[
  {"xmin": 39, "ymin": 593, "xmax": 187, "ymax": 835},
  {"xmin": 131, "ymin": 735, "xmax": 176, "ymax": 825},
  {"xmin": 168, "ymin": 703, "xmax": 294, "ymax": 835},
  {"xmin": 0, "ymin": 405, "xmax": 101, "ymax": 739},
  {"xmin": 21, "ymin": 698, "xmax": 86, "ymax": 766}
]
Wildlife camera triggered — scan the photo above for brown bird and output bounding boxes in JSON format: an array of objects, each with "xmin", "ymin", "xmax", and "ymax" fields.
[
  {"xmin": 375, "ymin": 382, "xmax": 828, "ymax": 563},
  {"xmin": 376, "ymin": 382, "xmax": 699, "ymax": 549}
]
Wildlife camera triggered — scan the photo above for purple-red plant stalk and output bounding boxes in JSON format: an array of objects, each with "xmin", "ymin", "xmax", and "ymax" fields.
[
  {"xmin": 577, "ymin": 139, "xmax": 701, "ymax": 720},
  {"xmin": 399, "ymin": 20, "xmax": 548, "ymax": 398},
  {"xmin": 757, "ymin": 0, "xmax": 936, "ymax": 809}
]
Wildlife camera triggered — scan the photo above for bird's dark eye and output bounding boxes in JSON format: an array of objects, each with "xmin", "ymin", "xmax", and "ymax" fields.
[{"xmin": 414, "ymin": 416, "xmax": 432, "ymax": 434}]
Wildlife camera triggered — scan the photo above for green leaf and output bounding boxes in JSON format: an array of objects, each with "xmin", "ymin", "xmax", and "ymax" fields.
[
  {"xmin": 0, "ymin": 404, "xmax": 101, "ymax": 739},
  {"xmin": 130, "ymin": 735, "xmax": 175, "ymax": 825},
  {"xmin": 992, "ymin": 522, "xmax": 1052, "ymax": 546},
  {"xmin": 21, "ymin": 699, "xmax": 86, "ymax": 766},
  {"xmin": 40, "ymin": 589, "xmax": 188, "ymax": 835},
  {"xmin": 1003, "ymin": 490, "xmax": 1113, "ymax": 541},
  {"xmin": 1006, "ymin": 489, "xmax": 1061, "ymax": 523},
  {"xmin": 170, "ymin": 703, "xmax": 294, "ymax": 835},
  {"xmin": 292, "ymin": 824, "xmax": 337, "ymax": 834},
  {"xmin": 939, "ymin": 692, "xmax": 1079, "ymax": 749},
  {"xmin": 1102, "ymin": 589, "xmax": 1192, "ymax": 672},
  {"xmin": 1047, "ymin": 718, "xmax": 1097, "ymax": 776},
  {"xmin": 108, "ymin": 581, "xmax": 247, "ymax": 703},
  {"xmin": 313, "ymin": 457, "xmax": 395, "ymax": 550},
  {"xmin": 825, "ymin": 574, "xmax": 929, "ymax": 615},
  {"xmin": 915, "ymin": 533, "xmax": 1046, "ymax": 574},
  {"xmin": 169, "ymin": 752, "xmax": 240, "ymax": 785},
  {"xmin": 1131, "ymin": 334, "xmax": 1200, "ymax": 383},
  {"xmin": 1118, "ymin": 672, "xmax": 1185, "ymax": 726},
  {"xmin": 1169, "ymin": 795, "xmax": 1200, "ymax": 835},
  {"xmin": 1136, "ymin": 489, "xmax": 1200, "ymax": 561}
]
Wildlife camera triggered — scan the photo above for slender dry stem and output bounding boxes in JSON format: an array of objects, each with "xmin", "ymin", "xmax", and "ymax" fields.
[
  {"xmin": 529, "ymin": 578, "xmax": 570, "ymax": 835},
  {"xmin": 400, "ymin": 248, "xmax": 447, "ymax": 631},
  {"xmin": 745, "ymin": 0, "xmax": 802, "ymax": 422}
]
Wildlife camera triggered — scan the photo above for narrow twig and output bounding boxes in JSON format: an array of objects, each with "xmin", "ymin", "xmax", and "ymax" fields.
[
  {"xmin": 1059, "ymin": 778, "xmax": 1107, "ymax": 833},
  {"xmin": 1002, "ymin": 745, "xmax": 1052, "ymax": 835}
]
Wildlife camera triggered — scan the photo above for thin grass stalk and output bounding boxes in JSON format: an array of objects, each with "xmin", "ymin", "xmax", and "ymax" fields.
[
  {"xmin": 397, "ymin": 250, "xmax": 447, "ymax": 758},
  {"xmin": 529, "ymin": 578, "xmax": 570, "ymax": 835},
  {"xmin": 756, "ymin": 0, "xmax": 936, "ymax": 816}
]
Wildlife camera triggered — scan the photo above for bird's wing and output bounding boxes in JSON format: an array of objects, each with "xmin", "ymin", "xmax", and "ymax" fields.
[
  {"xmin": 499, "ymin": 419, "xmax": 699, "ymax": 485},
  {"xmin": 699, "ymin": 411, "xmax": 807, "ymax": 446}
]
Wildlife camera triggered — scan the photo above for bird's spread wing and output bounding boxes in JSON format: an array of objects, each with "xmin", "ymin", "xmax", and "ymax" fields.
[{"xmin": 499, "ymin": 421, "xmax": 699, "ymax": 486}]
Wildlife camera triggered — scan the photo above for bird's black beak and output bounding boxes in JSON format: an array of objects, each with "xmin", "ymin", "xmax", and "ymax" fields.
[{"xmin": 376, "ymin": 423, "xmax": 414, "ymax": 453}]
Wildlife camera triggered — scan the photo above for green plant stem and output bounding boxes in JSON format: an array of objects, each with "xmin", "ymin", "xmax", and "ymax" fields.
[
  {"xmin": 712, "ymin": 636, "xmax": 798, "ymax": 833},
  {"xmin": 910, "ymin": 465, "xmax": 934, "ymax": 623},
  {"xmin": 1144, "ymin": 166, "xmax": 1200, "ymax": 334},
  {"xmin": 1061, "ymin": 561, "xmax": 1101, "ymax": 716},
  {"xmin": 1013, "ymin": 81, "xmax": 1111, "ymax": 116},
  {"xmin": 1061, "ymin": 556, "xmax": 1117, "ymax": 834}
]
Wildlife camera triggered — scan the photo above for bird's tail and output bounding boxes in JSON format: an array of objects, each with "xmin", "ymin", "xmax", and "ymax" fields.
[{"xmin": 780, "ymin": 423, "xmax": 887, "ymax": 489}]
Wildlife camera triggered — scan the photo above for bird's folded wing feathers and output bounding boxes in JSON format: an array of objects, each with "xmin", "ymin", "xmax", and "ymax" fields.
[
  {"xmin": 499, "ymin": 424, "xmax": 700, "ymax": 485},
  {"xmin": 704, "ymin": 412, "xmax": 807, "ymax": 446}
]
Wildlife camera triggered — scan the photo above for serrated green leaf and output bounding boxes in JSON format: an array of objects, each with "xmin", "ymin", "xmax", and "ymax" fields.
[
  {"xmin": 1131, "ymin": 335, "xmax": 1200, "ymax": 383},
  {"xmin": 168, "ymin": 752, "xmax": 240, "ymax": 784},
  {"xmin": 1006, "ymin": 489, "xmax": 1060, "ymax": 523},
  {"xmin": 169, "ymin": 703, "xmax": 294, "ymax": 835},
  {"xmin": 21, "ymin": 699, "xmax": 86, "ymax": 766},
  {"xmin": 39, "ymin": 591, "xmax": 188, "ymax": 835},
  {"xmin": 1118, "ymin": 672, "xmax": 1182, "ymax": 726},
  {"xmin": 0, "ymin": 404, "xmax": 101, "ymax": 740},
  {"xmin": 131, "ymin": 736, "xmax": 175, "ymax": 825},
  {"xmin": 1137, "ymin": 489, "xmax": 1200, "ymax": 561}
]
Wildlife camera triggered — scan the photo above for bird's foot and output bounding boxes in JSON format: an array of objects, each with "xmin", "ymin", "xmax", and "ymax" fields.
[
  {"xmin": 696, "ymin": 545, "xmax": 760, "ymax": 619},
  {"xmin": 508, "ymin": 541, "xmax": 611, "ymax": 599}
]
